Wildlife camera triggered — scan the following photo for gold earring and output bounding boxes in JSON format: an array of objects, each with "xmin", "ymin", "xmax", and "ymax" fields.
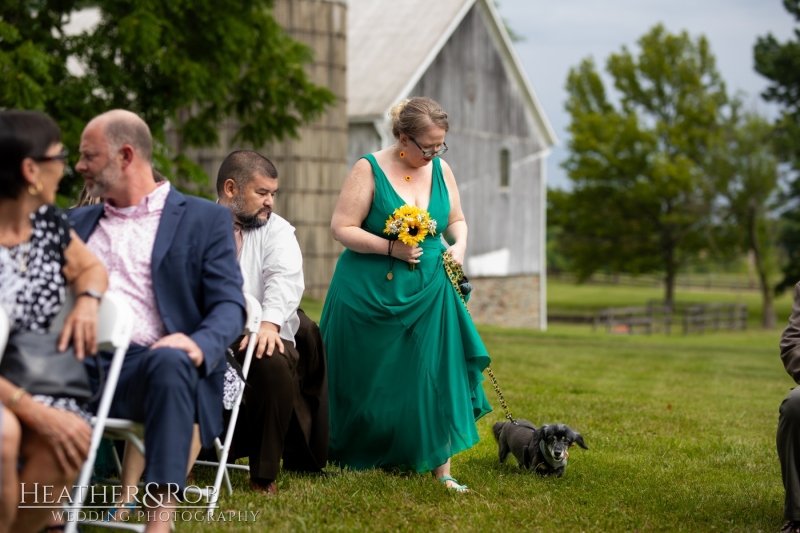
[
  {"xmin": 28, "ymin": 182, "xmax": 43, "ymax": 196},
  {"xmin": 399, "ymin": 151, "xmax": 405, "ymax": 159}
]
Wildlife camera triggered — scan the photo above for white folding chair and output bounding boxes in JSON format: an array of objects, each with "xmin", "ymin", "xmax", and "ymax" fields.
[
  {"xmin": 52, "ymin": 292, "xmax": 134, "ymax": 533},
  {"xmin": 0, "ymin": 305, "xmax": 9, "ymax": 358},
  {"xmin": 63, "ymin": 292, "xmax": 257, "ymax": 531},
  {"xmin": 192, "ymin": 293, "xmax": 261, "ymax": 510}
]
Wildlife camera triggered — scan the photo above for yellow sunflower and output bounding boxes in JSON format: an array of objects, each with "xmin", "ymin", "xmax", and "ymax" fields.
[{"xmin": 384, "ymin": 204, "xmax": 438, "ymax": 248}]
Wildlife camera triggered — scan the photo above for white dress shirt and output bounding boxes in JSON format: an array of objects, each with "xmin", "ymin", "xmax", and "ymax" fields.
[{"xmin": 238, "ymin": 213, "xmax": 304, "ymax": 345}]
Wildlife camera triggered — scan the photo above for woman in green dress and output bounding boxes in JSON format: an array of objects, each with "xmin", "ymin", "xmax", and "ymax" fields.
[{"xmin": 320, "ymin": 97, "xmax": 491, "ymax": 491}]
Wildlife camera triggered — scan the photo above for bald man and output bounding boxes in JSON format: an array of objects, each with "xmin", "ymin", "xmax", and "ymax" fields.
[{"xmin": 69, "ymin": 110, "xmax": 245, "ymax": 533}]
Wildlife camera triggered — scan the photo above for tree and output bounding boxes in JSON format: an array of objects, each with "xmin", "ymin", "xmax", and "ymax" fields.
[
  {"xmin": 754, "ymin": 0, "xmax": 800, "ymax": 292},
  {"xmin": 0, "ymin": 1, "xmax": 91, "ymax": 165},
  {"xmin": 711, "ymin": 112, "xmax": 780, "ymax": 328},
  {"xmin": 555, "ymin": 24, "xmax": 728, "ymax": 307},
  {"xmin": 0, "ymin": 1, "xmax": 336, "ymax": 201},
  {"xmin": 776, "ymin": 180, "xmax": 800, "ymax": 294}
]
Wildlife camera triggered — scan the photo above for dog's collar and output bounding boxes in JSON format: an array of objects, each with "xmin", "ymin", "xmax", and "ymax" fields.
[{"xmin": 539, "ymin": 440, "xmax": 567, "ymax": 468}]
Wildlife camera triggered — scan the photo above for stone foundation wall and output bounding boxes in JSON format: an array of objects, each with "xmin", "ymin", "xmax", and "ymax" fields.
[{"xmin": 466, "ymin": 274, "xmax": 542, "ymax": 329}]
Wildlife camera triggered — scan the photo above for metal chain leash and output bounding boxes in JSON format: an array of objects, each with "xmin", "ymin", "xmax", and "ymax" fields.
[{"xmin": 442, "ymin": 252, "xmax": 516, "ymax": 424}]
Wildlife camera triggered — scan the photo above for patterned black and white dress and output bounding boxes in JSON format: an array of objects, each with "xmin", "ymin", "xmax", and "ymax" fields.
[{"xmin": 0, "ymin": 204, "xmax": 88, "ymax": 417}]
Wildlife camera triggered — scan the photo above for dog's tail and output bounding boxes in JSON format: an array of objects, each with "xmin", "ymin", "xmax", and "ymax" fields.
[{"xmin": 492, "ymin": 421, "xmax": 506, "ymax": 442}]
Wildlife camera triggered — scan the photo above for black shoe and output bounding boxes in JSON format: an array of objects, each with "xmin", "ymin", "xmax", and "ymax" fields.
[
  {"xmin": 249, "ymin": 478, "xmax": 277, "ymax": 495},
  {"xmin": 781, "ymin": 520, "xmax": 800, "ymax": 533}
]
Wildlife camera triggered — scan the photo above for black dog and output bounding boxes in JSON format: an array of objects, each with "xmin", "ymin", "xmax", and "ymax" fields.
[{"xmin": 492, "ymin": 420, "xmax": 588, "ymax": 477}]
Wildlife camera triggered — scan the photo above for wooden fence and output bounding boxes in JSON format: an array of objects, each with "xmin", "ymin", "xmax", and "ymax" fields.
[
  {"xmin": 548, "ymin": 269, "xmax": 760, "ymax": 292},
  {"xmin": 590, "ymin": 302, "xmax": 747, "ymax": 335}
]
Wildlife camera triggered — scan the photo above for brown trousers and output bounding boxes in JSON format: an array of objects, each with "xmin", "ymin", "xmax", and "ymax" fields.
[{"xmin": 231, "ymin": 309, "xmax": 329, "ymax": 481}]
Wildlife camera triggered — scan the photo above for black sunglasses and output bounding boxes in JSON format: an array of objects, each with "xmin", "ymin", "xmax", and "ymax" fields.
[
  {"xmin": 409, "ymin": 137, "xmax": 448, "ymax": 158},
  {"xmin": 34, "ymin": 147, "xmax": 69, "ymax": 163}
]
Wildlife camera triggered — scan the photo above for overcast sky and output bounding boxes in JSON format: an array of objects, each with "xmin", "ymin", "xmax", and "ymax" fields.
[{"xmin": 493, "ymin": 0, "xmax": 798, "ymax": 189}]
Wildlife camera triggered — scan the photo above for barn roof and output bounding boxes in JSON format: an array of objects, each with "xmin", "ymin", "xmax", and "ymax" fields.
[{"xmin": 347, "ymin": 0, "xmax": 557, "ymax": 147}]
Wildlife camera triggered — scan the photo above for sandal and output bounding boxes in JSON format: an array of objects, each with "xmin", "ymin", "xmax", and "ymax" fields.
[
  {"xmin": 439, "ymin": 475, "xmax": 469, "ymax": 493},
  {"xmin": 105, "ymin": 501, "xmax": 137, "ymax": 521}
]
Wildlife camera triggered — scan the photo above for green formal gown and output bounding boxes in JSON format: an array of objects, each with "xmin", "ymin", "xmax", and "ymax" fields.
[{"xmin": 320, "ymin": 154, "xmax": 492, "ymax": 473}]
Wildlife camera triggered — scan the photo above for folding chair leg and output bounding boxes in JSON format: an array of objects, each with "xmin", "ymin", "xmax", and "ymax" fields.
[
  {"xmin": 208, "ymin": 332, "xmax": 258, "ymax": 509},
  {"xmin": 207, "ymin": 437, "xmax": 233, "ymax": 496},
  {"xmin": 64, "ymin": 344, "xmax": 129, "ymax": 533},
  {"xmin": 211, "ymin": 390, "xmax": 243, "ymax": 506}
]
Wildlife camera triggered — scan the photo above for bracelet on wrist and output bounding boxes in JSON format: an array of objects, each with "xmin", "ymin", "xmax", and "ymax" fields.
[{"xmin": 9, "ymin": 387, "xmax": 27, "ymax": 409}]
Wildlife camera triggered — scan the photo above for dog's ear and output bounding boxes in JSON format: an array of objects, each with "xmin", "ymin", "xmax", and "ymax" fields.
[
  {"xmin": 570, "ymin": 430, "xmax": 589, "ymax": 450},
  {"xmin": 533, "ymin": 425, "xmax": 546, "ymax": 443}
]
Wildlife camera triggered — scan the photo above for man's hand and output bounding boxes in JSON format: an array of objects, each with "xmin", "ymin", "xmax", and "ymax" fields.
[
  {"xmin": 239, "ymin": 321, "xmax": 283, "ymax": 359},
  {"xmin": 151, "ymin": 333, "xmax": 204, "ymax": 367},
  {"xmin": 58, "ymin": 297, "xmax": 100, "ymax": 360}
]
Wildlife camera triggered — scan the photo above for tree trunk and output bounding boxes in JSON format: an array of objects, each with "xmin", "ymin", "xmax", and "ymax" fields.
[
  {"xmin": 748, "ymin": 204, "xmax": 776, "ymax": 329},
  {"xmin": 664, "ymin": 266, "xmax": 676, "ymax": 310},
  {"xmin": 663, "ymin": 231, "xmax": 676, "ymax": 309},
  {"xmin": 756, "ymin": 259, "xmax": 776, "ymax": 329}
]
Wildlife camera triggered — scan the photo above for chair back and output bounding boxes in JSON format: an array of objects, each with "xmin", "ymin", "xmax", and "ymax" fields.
[
  {"xmin": 244, "ymin": 294, "xmax": 262, "ymax": 336},
  {"xmin": 0, "ymin": 305, "xmax": 9, "ymax": 357}
]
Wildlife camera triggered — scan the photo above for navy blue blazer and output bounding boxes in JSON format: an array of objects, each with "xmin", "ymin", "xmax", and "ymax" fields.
[{"xmin": 69, "ymin": 187, "xmax": 246, "ymax": 447}]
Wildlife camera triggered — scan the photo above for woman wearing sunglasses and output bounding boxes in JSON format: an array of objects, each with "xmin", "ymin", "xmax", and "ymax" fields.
[{"xmin": 0, "ymin": 110, "xmax": 107, "ymax": 532}]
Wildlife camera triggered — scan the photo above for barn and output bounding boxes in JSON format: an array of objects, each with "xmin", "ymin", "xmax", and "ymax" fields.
[{"xmin": 347, "ymin": 0, "xmax": 557, "ymax": 329}]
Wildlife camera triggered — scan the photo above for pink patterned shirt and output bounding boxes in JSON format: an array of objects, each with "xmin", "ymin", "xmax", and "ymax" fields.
[{"xmin": 87, "ymin": 182, "xmax": 171, "ymax": 346}]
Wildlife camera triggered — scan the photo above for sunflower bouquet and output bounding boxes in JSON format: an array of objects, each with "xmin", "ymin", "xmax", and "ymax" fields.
[{"xmin": 383, "ymin": 204, "xmax": 437, "ymax": 271}]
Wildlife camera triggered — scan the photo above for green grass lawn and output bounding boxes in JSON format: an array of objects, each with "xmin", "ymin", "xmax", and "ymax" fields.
[{"xmin": 83, "ymin": 286, "xmax": 793, "ymax": 532}]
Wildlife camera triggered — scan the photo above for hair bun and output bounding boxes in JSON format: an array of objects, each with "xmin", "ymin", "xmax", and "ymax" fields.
[
  {"xmin": 389, "ymin": 99, "xmax": 410, "ymax": 127},
  {"xmin": 389, "ymin": 97, "xmax": 449, "ymax": 140}
]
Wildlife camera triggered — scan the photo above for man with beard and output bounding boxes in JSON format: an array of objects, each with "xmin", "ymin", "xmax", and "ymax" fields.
[
  {"xmin": 69, "ymin": 110, "xmax": 245, "ymax": 532},
  {"xmin": 216, "ymin": 150, "xmax": 328, "ymax": 495}
]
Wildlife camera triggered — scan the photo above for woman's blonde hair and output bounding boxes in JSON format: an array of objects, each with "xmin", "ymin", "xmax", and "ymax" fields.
[{"xmin": 389, "ymin": 97, "xmax": 449, "ymax": 140}]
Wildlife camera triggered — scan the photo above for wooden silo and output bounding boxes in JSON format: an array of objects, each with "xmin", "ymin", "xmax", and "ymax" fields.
[{"xmin": 187, "ymin": 0, "xmax": 348, "ymax": 301}]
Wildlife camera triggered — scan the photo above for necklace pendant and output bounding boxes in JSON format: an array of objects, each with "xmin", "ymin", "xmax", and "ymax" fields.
[
  {"xmin": 19, "ymin": 262, "xmax": 27, "ymax": 273},
  {"xmin": 387, "ymin": 271, "xmax": 393, "ymax": 280},
  {"xmin": 404, "ymin": 175, "xmax": 412, "ymax": 182}
]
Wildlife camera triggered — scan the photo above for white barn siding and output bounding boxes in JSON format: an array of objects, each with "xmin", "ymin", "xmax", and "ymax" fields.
[{"xmin": 407, "ymin": 4, "xmax": 545, "ymax": 276}]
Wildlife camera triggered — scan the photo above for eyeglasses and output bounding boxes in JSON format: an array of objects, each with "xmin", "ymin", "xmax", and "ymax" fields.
[
  {"xmin": 409, "ymin": 137, "xmax": 448, "ymax": 158},
  {"xmin": 34, "ymin": 148, "xmax": 69, "ymax": 163}
]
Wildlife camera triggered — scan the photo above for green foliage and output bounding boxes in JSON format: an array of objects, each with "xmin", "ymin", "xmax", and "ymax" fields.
[
  {"xmin": 545, "ymin": 189, "xmax": 572, "ymax": 272},
  {"xmin": 754, "ymin": 0, "xmax": 800, "ymax": 292},
  {"xmin": 777, "ymin": 194, "xmax": 800, "ymax": 293},
  {"xmin": 0, "ymin": 0, "xmax": 88, "ymax": 204},
  {"xmin": 555, "ymin": 24, "xmax": 730, "ymax": 305},
  {"xmin": 0, "ymin": 1, "xmax": 336, "ymax": 201},
  {"xmin": 710, "ymin": 111, "xmax": 781, "ymax": 327},
  {"xmin": 754, "ymin": 0, "xmax": 800, "ymax": 164}
]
